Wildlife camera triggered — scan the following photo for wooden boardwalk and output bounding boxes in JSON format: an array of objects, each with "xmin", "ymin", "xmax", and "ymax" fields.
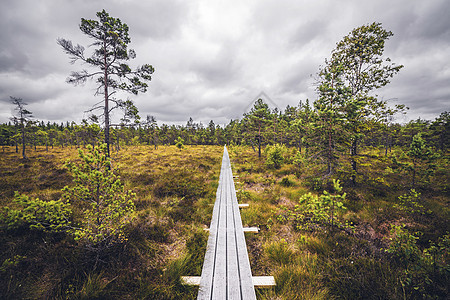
[{"xmin": 197, "ymin": 146, "xmax": 257, "ymax": 300}]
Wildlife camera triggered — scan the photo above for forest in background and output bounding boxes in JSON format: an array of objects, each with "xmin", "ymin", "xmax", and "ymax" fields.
[{"xmin": 0, "ymin": 101, "xmax": 448, "ymax": 180}]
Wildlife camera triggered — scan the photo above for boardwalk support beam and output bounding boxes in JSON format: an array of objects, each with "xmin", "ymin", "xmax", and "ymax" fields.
[{"xmin": 181, "ymin": 276, "xmax": 276, "ymax": 288}]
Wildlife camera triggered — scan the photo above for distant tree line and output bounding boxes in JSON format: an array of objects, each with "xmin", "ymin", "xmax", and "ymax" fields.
[{"xmin": 1, "ymin": 101, "xmax": 447, "ymax": 154}]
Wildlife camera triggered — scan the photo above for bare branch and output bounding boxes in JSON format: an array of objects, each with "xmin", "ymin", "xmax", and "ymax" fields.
[{"xmin": 57, "ymin": 38, "xmax": 86, "ymax": 64}]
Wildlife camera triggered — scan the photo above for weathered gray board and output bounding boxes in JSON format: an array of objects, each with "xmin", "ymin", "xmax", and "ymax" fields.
[{"xmin": 197, "ymin": 146, "xmax": 257, "ymax": 300}]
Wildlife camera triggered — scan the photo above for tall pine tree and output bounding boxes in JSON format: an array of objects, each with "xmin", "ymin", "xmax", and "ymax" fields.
[{"xmin": 58, "ymin": 10, "xmax": 154, "ymax": 157}]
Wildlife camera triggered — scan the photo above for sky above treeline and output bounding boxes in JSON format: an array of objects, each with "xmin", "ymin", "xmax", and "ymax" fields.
[{"xmin": 1, "ymin": 0, "xmax": 449, "ymax": 126}]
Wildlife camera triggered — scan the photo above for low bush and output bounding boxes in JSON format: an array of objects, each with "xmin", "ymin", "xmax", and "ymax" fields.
[
  {"xmin": 2, "ymin": 192, "xmax": 71, "ymax": 232},
  {"xmin": 265, "ymin": 144, "xmax": 288, "ymax": 169}
]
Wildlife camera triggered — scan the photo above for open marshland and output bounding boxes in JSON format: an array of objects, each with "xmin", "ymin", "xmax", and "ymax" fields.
[{"xmin": 0, "ymin": 145, "xmax": 448, "ymax": 299}]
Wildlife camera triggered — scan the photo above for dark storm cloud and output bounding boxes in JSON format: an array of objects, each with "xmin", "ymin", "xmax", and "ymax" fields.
[{"xmin": 1, "ymin": 0, "xmax": 449, "ymax": 125}]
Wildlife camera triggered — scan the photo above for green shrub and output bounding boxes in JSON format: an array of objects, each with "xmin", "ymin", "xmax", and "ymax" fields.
[
  {"xmin": 62, "ymin": 144, "xmax": 136, "ymax": 249},
  {"xmin": 279, "ymin": 176, "xmax": 295, "ymax": 187},
  {"xmin": 175, "ymin": 137, "xmax": 184, "ymax": 149},
  {"xmin": 2, "ymin": 191, "xmax": 71, "ymax": 232},
  {"xmin": 265, "ymin": 143, "xmax": 287, "ymax": 169},
  {"xmin": 386, "ymin": 225, "xmax": 450, "ymax": 298},
  {"xmin": 394, "ymin": 189, "xmax": 431, "ymax": 216},
  {"xmin": 289, "ymin": 180, "xmax": 351, "ymax": 233}
]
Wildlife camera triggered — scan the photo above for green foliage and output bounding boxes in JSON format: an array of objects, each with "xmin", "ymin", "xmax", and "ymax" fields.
[
  {"xmin": 315, "ymin": 22, "xmax": 404, "ymax": 181},
  {"xmin": 0, "ymin": 139, "xmax": 447, "ymax": 299},
  {"xmin": 386, "ymin": 225, "xmax": 450, "ymax": 298},
  {"xmin": 0, "ymin": 255, "xmax": 26, "ymax": 273},
  {"xmin": 293, "ymin": 150, "xmax": 308, "ymax": 169},
  {"xmin": 407, "ymin": 133, "xmax": 437, "ymax": 187},
  {"xmin": 408, "ymin": 133, "xmax": 431, "ymax": 159},
  {"xmin": 2, "ymin": 191, "xmax": 71, "ymax": 232},
  {"xmin": 62, "ymin": 144, "xmax": 135, "ymax": 249},
  {"xmin": 57, "ymin": 9, "xmax": 154, "ymax": 156},
  {"xmin": 429, "ymin": 111, "xmax": 449, "ymax": 152},
  {"xmin": 394, "ymin": 189, "xmax": 431, "ymax": 216},
  {"xmin": 242, "ymin": 98, "xmax": 271, "ymax": 157},
  {"xmin": 279, "ymin": 176, "xmax": 295, "ymax": 187},
  {"xmin": 280, "ymin": 179, "xmax": 351, "ymax": 233},
  {"xmin": 10, "ymin": 97, "xmax": 33, "ymax": 159},
  {"xmin": 265, "ymin": 143, "xmax": 287, "ymax": 169},
  {"xmin": 175, "ymin": 136, "xmax": 184, "ymax": 149},
  {"xmin": 423, "ymin": 234, "xmax": 450, "ymax": 274},
  {"xmin": 386, "ymin": 225, "xmax": 421, "ymax": 267}
]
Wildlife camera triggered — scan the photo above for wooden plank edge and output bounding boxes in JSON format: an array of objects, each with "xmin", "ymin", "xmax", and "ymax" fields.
[
  {"xmin": 252, "ymin": 276, "xmax": 276, "ymax": 288},
  {"xmin": 243, "ymin": 227, "xmax": 259, "ymax": 233},
  {"xmin": 181, "ymin": 276, "xmax": 276, "ymax": 288},
  {"xmin": 207, "ymin": 203, "xmax": 249, "ymax": 207},
  {"xmin": 203, "ymin": 226, "xmax": 259, "ymax": 233},
  {"xmin": 181, "ymin": 276, "xmax": 201, "ymax": 285}
]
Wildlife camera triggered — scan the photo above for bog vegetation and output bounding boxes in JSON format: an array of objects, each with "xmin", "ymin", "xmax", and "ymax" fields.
[{"xmin": 0, "ymin": 14, "xmax": 449, "ymax": 300}]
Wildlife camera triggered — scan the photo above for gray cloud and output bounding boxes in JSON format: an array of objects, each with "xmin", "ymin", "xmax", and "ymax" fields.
[{"xmin": 1, "ymin": 0, "xmax": 449, "ymax": 126}]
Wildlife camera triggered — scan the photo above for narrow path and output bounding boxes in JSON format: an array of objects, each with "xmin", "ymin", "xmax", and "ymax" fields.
[{"xmin": 197, "ymin": 146, "xmax": 257, "ymax": 300}]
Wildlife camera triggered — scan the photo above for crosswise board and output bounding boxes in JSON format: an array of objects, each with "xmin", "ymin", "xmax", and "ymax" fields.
[{"xmin": 197, "ymin": 146, "xmax": 257, "ymax": 300}]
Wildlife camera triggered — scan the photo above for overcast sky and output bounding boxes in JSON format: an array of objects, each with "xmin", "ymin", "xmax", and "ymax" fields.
[{"xmin": 1, "ymin": 0, "xmax": 449, "ymax": 126}]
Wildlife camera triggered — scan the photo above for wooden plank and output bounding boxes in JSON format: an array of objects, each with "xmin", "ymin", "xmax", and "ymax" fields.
[
  {"xmin": 197, "ymin": 146, "xmax": 258, "ymax": 300},
  {"xmin": 183, "ymin": 276, "xmax": 276, "ymax": 288},
  {"xmin": 242, "ymin": 227, "xmax": 259, "ymax": 233},
  {"xmin": 211, "ymin": 157, "xmax": 227, "ymax": 299},
  {"xmin": 226, "ymin": 169, "xmax": 241, "ymax": 299},
  {"xmin": 181, "ymin": 276, "xmax": 201, "ymax": 285},
  {"xmin": 252, "ymin": 276, "xmax": 276, "ymax": 287},
  {"xmin": 227, "ymin": 148, "xmax": 257, "ymax": 300}
]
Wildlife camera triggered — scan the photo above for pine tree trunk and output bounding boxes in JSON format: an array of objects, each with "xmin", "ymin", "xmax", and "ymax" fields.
[
  {"xmin": 298, "ymin": 137, "xmax": 302, "ymax": 153},
  {"xmin": 21, "ymin": 121, "xmax": 26, "ymax": 159},
  {"xmin": 351, "ymin": 138, "xmax": 357, "ymax": 185},
  {"xmin": 258, "ymin": 122, "xmax": 262, "ymax": 158},
  {"xmin": 104, "ymin": 43, "xmax": 110, "ymax": 158}
]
